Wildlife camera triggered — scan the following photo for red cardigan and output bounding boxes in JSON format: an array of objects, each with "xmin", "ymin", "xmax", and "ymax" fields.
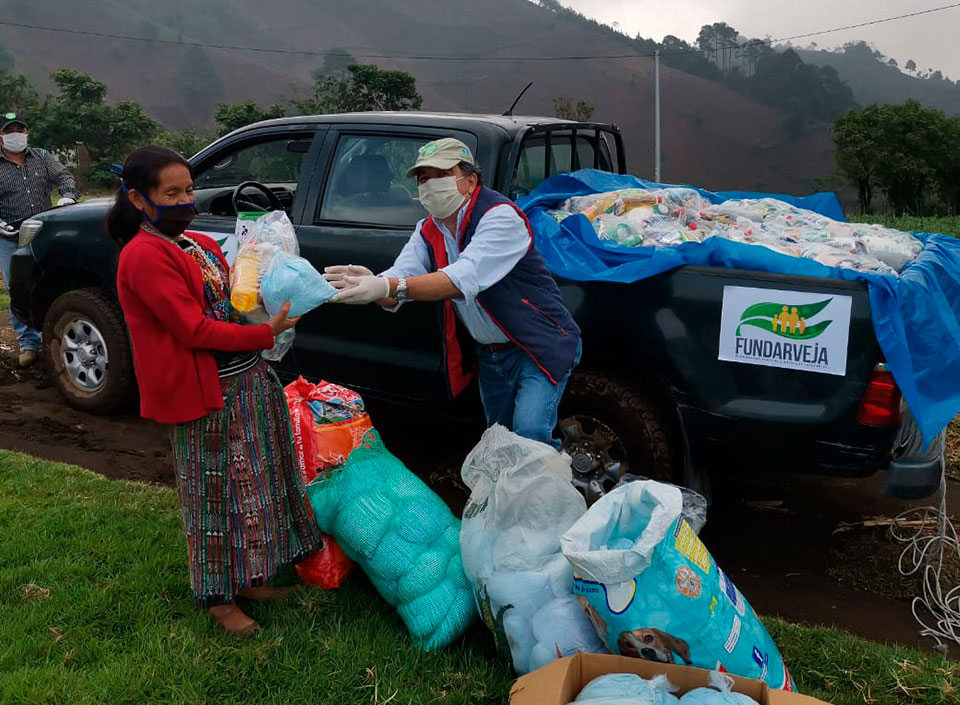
[{"xmin": 116, "ymin": 230, "xmax": 275, "ymax": 424}]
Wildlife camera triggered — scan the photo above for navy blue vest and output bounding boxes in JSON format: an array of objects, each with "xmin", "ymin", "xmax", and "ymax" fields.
[{"xmin": 420, "ymin": 187, "xmax": 581, "ymax": 398}]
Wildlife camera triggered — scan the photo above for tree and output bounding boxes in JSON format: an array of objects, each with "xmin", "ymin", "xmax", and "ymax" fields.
[
  {"xmin": 311, "ymin": 48, "xmax": 357, "ymax": 81},
  {"xmin": 906, "ymin": 59, "xmax": 917, "ymax": 72},
  {"xmin": 155, "ymin": 129, "xmax": 211, "ymax": 158},
  {"xmin": 554, "ymin": 98, "xmax": 595, "ymax": 121},
  {"xmin": 31, "ymin": 69, "xmax": 160, "ymax": 186},
  {"xmin": 0, "ymin": 72, "xmax": 40, "ymax": 118},
  {"xmin": 697, "ymin": 23, "xmax": 738, "ymax": 74},
  {"xmin": 660, "ymin": 34, "xmax": 719, "ymax": 79},
  {"xmin": 294, "ymin": 64, "xmax": 423, "ymax": 115},
  {"xmin": 833, "ymin": 101, "xmax": 960, "ymax": 215},
  {"xmin": 832, "ymin": 105, "xmax": 886, "ymax": 212},
  {"xmin": 214, "ymin": 100, "xmax": 286, "ymax": 136}
]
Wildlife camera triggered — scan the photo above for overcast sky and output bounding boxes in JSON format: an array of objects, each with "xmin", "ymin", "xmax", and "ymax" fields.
[{"xmin": 558, "ymin": 0, "xmax": 960, "ymax": 78}]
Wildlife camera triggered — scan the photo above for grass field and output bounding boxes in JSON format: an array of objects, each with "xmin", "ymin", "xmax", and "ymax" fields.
[
  {"xmin": 1, "ymin": 454, "xmax": 959, "ymax": 705},
  {"xmin": 849, "ymin": 214, "xmax": 960, "ymax": 238}
]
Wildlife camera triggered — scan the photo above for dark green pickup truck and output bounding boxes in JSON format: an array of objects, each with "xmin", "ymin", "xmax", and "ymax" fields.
[{"xmin": 9, "ymin": 112, "xmax": 940, "ymax": 500}]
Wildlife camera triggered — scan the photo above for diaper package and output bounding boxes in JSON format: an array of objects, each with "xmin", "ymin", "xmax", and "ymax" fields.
[{"xmin": 561, "ymin": 482, "xmax": 792, "ymax": 691}]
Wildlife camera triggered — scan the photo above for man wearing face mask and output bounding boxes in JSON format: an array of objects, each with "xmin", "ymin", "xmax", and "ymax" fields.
[
  {"xmin": 325, "ymin": 138, "xmax": 581, "ymax": 448},
  {"xmin": 0, "ymin": 112, "xmax": 80, "ymax": 367}
]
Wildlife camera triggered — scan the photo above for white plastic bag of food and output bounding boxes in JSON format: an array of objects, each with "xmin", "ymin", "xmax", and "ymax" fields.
[{"xmin": 460, "ymin": 425, "xmax": 605, "ymax": 674}]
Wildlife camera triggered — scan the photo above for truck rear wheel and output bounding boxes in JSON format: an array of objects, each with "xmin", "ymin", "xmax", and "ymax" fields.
[
  {"xmin": 43, "ymin": 288, "xmax": 135, "ymax": 415},
  {"xmin": 559, "ymin": 371, "xmax": 678, "ymax": 504}
]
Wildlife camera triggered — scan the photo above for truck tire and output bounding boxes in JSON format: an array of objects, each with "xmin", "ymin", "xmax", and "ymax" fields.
[
  {"xmin": 559, "ymin": 371, "xmax": 678, "ymax": 504},
  {"xmin": 43, "ymin": 288, "xmax": 135, "ymax": 415}
]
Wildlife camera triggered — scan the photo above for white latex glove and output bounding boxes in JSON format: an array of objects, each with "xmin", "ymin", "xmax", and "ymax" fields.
[
  {"xmin": 57, "ymin": 197, "xmax": 77, "ymax": 207},
  {"xmin": 324, "ymin": 264, "xmax": 374, "ymax": 290},
  {"xmin": 330, "ymin": 275, "xmax": 390, "ymax": 305},
  {"xmin": 0, "ymin": 220, "xmax": 17, "ymax": 238}
]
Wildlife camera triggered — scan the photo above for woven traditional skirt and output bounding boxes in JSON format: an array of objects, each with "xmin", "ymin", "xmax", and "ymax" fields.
[{"xmin": 170, "ymin": 361, "xmax": 323, "ymax": 608}]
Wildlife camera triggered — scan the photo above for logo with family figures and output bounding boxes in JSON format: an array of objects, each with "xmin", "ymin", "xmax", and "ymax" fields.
[{"xmin": 736, "ymin": 298, "xmax": 833, "ymax": 340}]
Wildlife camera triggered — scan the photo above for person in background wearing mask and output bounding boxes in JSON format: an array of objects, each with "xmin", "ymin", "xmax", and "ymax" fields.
[
  {"xmin": 0, "ymin": 112, "xmax": 80, "ymax": 367},
  {"xmin": 324, "ymin": 138, "xmax": 581, "ymax": 448},
  {"xmin": 109, "ymin": 145, "xmax": 322, "ymax": 636}
]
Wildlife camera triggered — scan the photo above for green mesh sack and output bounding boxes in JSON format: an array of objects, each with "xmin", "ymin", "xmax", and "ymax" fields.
[{"xmin": 306, "ymin": 431, "xmax": 477, "ymax": 650}]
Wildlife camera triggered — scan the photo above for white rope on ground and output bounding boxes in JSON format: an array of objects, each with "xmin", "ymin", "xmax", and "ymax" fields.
[{"xmin": 889, "ymin": 425, "xmax": 960, "ymax": 653}]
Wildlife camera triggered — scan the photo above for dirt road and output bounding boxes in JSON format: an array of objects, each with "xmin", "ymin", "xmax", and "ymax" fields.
[{"xmin": 1, "ymin": 333, "xmax": 956, "ymax": 659}]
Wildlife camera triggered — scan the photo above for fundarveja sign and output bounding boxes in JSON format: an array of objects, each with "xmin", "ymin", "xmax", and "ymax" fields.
[{"xmin": 719, "ymin": 286, "xmax": 852, "ymax": 376}]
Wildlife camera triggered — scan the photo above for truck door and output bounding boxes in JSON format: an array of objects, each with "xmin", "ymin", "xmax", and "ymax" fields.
[
  {"xmin": 189, "ymin": 125, "xmax": 326, "ymax": 262},
  {"xmin": 292, "ymin": 124, "xmax": 480, "ymax": 402}
]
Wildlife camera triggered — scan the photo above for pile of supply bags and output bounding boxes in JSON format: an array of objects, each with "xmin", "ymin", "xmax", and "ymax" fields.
[
  {"xmin": 306, "ymin": 429, "xmax": 476, "ymax": 650},
  {"xmin": 229, "ymin": 211, "xmax": 336, "ymax": 360},
  {"xmin": 547, "ymin": 188, "xmax": 921, "ymax": 275},
  {"xmin": 561, "ymin": 481, "xmax": 793, "ymax": 691},
  {"xmin": 460, "ymin": 425, "xmax": 605, "ymax": 674}
]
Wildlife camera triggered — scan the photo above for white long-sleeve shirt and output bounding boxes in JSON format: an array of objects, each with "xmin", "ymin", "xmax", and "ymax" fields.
[{"xmin": 380, "ymin": 201, "xmax": 529, "ymax": 345}]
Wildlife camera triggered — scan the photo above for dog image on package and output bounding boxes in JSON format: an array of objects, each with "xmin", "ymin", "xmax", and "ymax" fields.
[{"xmin": 561, "ymin": 481, "xmax": 793, "ymax": 691}]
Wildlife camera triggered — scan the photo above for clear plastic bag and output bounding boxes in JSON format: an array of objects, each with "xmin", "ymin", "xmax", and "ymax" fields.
[
  {"xmin": 229, "ymin": 211, "xmax": 299, "ymax": 313},
  {"xmin": 460, "ymin": 425, "xmax": 605, "ymax": 674},
  {"xmin": 615, "ymin": 475, "xmax": 708, "ymax": 535},
  {"xmin": 242, "ymin": 307, "xmax": 294, "ymax": 362}
]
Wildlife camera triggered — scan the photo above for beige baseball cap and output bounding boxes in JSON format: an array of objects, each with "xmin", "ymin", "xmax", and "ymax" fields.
[{"xmin": 406, "ymin": 138, "xmax": 475, "ymax": 178}]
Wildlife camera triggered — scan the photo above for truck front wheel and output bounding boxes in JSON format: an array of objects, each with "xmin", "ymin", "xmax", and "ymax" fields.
[
  {"xmin": 558, "ymin": 371, "xmax": 678, "ymax": 504},
  {"xmin": 43, "ymin": 288, "xmax": 135, "ymax": 414}
]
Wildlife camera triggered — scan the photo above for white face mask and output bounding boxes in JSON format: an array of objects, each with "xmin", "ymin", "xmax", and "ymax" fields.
[
  {"xmin": 419, "ymin": 176, "xmax": 467, "ymax": 219},
  {"xmin": 2, "ymin": 132, "xmax": 28, "ymax": 153}
]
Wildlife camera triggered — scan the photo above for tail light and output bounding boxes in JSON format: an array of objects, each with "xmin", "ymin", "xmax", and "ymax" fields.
[{"xmin": 857, "ymin": 364, "xmax": 902, "ymax": 426}]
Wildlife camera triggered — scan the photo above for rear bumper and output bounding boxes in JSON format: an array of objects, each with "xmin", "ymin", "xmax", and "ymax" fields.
[
  {"xmin": 680, "ymin": 403, "xmax": 897, "ymax": 478},
  {"xmin": 884, "ymin": 454, "xmax": 942, "ymax": 500}
]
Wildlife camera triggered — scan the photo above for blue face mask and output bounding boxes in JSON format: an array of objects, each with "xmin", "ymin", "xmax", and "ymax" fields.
[
  {"xmin": 139, "ymin": 192, "xmax": 197, "ymax": 237},
  {"xmin": 113, "ymin": 164, "xmax": 197, "ymax": 237}
]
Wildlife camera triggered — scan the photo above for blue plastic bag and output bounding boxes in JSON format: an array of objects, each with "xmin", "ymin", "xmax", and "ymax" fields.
[
  {"xmin": 261, "ymin": 252, "xmax": 337, "ymax": 318},
  {"xmin": 679, "ymin": 671, "xmax": 758, "ymax": 704},
  {"xmin": 306, "ymin": 430, "xmax": 477, "ymax": 650},
  {"xmin": 561, "ymin": 482, "xmax": 793, "ymax": 691},
  {"xmin": 575, "ymin": 673, "xmax": 679, "ymax": 704}
]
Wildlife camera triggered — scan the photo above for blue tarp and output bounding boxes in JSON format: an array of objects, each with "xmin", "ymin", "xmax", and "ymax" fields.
[{"xmin": 517, "ymin": 169, "xmax": 960, "ymax": 444}]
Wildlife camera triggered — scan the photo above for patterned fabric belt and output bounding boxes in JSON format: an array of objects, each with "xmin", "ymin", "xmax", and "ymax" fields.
[{"xmin": 217, "ymin": 352, "xmax": 261, "ymax": 378}]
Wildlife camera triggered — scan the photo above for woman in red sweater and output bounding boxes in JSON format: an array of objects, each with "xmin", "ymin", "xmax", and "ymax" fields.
[{"xmin": 108, "ymin": 145, "xmax": 323, "ymax": 636}]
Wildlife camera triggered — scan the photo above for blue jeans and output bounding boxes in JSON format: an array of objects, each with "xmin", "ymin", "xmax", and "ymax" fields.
[
  {"xmin": 476, "ymin": 341, "xmax": 581, "ymax": 449},
  {"xmin": 0, "ymin": 236, "xmax": 41, "ymax": 352}
]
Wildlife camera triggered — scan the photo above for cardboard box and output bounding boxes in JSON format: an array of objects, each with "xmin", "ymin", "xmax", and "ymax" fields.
[{"xmin": 509, "ymin": 654, "xmax": 832, "ymax": 705}]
